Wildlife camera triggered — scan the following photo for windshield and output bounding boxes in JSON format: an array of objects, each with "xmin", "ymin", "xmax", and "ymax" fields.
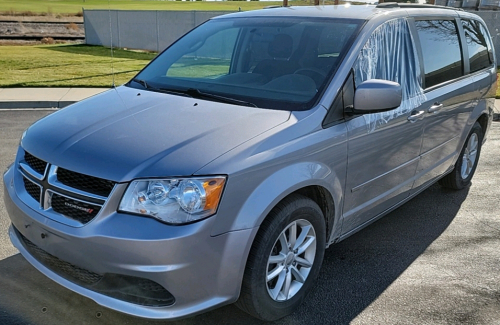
[{"xmin": 128, "ymin": 16, "xmax": 362, "ymax": 110}]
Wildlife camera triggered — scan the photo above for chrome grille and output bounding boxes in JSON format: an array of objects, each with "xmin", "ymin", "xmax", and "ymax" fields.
[
  {"xmin": 57, "ymin": 168, "xmax": 116, "ymax": 197},
  {"xmin": 50, "ymin": 192, "xmax": 101, "ymax": 224},
  {"xmin": 22, "ymin": 176, "xmax": 41, "ymax": 203},
  {"xmin": 19, "ymin": 150, "xmax": 115, "ymax": 225},
  {"xmin": 24, "ymin": 151, "xmax": 47, "ymax": 175}
]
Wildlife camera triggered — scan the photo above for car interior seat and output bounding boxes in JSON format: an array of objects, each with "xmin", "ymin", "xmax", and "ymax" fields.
[{"xmin": 252, "ymin": 34, "xmax": 301, "ymax": 80}]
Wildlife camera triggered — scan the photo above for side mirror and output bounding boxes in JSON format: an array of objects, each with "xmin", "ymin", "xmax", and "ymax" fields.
[{"xmin": 353, "ymin": 79, "xmax": 402, "ymax": 113}]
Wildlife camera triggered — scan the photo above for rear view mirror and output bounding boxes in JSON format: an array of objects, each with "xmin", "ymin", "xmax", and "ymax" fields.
[{"xmin": 353, "ymin": 79, "xmax": 402, "ymax": 113}]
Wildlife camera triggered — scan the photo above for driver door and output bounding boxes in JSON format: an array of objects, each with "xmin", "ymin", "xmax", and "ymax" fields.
[{"xmin": 341, "ymin": 18, "xmax": 426, "ymax": 236}]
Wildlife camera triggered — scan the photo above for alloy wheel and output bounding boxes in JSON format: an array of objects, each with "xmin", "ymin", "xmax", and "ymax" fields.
[
  {"xmin": 461, "ymin": 133, "xmax": 478, "ymax": 179},
  {"xmin": 266, "ymin": 219, "xmax": 317, "ymax": 301}
]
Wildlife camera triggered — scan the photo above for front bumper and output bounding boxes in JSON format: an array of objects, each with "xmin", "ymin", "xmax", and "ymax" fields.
[{"xmin": 3, "ymin": 165, "xmax": 257, "ymax": 319}]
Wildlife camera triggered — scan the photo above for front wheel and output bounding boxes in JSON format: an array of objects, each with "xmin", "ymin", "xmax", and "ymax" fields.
[
  {"xmin": 439, "ymin": 122, "xmax": 483, "ymax": 190},
  {"xmin": 236, "ymin": 194, "xmax": 326, "ymax": 321}
]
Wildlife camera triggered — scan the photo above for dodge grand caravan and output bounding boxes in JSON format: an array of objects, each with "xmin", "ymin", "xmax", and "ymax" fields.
[{"xmin": 3, "ymin": 4, "xmax": 497, "ymax": 321}]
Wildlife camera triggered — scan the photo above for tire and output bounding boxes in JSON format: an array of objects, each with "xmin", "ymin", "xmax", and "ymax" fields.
[
  {"xmin": 439, "ymin": 122, "xmax": 483, "ymax": 190},
  {"xmin": 236, "ymin": 194, "xmax": 326, "ymax": 321}
]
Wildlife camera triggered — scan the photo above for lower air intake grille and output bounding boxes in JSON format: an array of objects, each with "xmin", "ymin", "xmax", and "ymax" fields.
[
  {"xmin": 19, "ymin": 231, "xmax": 103, "ymax": 285},
  {"xmin": 16, "ymin": 228, "xmax": 175, "ymax": 307},
  {"xmin": 50, "ymin": 193, "xmax": 100, "ymax": 224}
]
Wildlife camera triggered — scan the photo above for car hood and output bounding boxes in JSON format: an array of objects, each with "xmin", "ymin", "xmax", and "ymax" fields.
[{"xmin": 22, "ymin": 86, "xmax": 290, "ymax": 182}]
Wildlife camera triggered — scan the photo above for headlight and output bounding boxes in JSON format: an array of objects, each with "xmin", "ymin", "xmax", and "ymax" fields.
[{"xmin": 118, "ymin": 176, "xmax": 226, "ymax": 225}]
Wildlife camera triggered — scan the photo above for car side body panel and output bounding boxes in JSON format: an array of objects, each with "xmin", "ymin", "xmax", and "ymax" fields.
[{"xmin": 197, "ymin": 107, "xmax": 347, "ymax": 242}]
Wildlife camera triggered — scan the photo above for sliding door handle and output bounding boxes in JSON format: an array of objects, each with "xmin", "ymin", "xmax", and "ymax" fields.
[{"xmin": 428, "ymin": 103, "xmax": 443, "ymax": 113}]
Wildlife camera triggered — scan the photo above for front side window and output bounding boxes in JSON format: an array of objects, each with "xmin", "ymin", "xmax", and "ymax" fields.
[
  {"xmin": 129, "ymin": 17, "xmax": 362, "ymax": 111},
  {"xmin": 462, "ymin": 19, "xmax": 493, "ymax": 73},
  {"xmin": 354, "ymin": 18, "xmax": 425, "ymax": 131},
  {"xmin": 415, "ymin": 20, "xmax": 463, "ymax": 88}
]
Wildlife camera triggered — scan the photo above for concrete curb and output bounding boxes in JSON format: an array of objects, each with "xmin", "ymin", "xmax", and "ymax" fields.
[
  {"xmin": 0, "ymin": 101, "xmax": 76, "ymax": 109},
  {"xmin": 494, "ymin": 99, "xmax": 500, "ymax": 121},
  {"xmin": 0, "ymin": 88, "xmax": 109, "ymax": 109}
]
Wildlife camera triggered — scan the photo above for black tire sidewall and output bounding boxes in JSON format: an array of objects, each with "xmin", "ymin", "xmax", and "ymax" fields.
[
  {"xmin": 244, "ymin": 195, "xmax": 326, "ymax": 321},
  {"xmin": 453, "ymin": 123, "xmax": 483, "ymax": 189}
]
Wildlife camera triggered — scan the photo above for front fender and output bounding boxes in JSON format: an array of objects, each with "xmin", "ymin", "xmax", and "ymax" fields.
[
  {"xmin": 210, "ymin": 160, "xmax": 345, "ymax": 240},
  {"xmin": 201, "ymin": 107, "xmax": 348, "ymax": 240}
]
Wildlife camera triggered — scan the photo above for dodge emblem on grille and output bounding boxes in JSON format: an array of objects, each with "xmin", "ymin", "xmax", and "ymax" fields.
[{"xmin": 64, "ymin": 202, "xmax": 94, "ymax": 214}]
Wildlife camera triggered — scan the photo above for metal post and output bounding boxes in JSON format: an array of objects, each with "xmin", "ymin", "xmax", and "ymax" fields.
[
  {"xmin": 82, "ymin": 8, "xmax": 87, "ymax": 45},
  {"xmin": 156, "ymin": 11, "xmax": 160, "ymax": 52},
  {"xmin": 116, "ymin": 11, "xmax": 120, "ymax": 48}
]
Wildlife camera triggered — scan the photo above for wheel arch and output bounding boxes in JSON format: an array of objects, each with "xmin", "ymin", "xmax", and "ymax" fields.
[
  {"xmin": 477, "ymin": 113, "xmax": 489, "ymax": 138},
  {"xmin": 295, "ymin": 185, "xmax": 336, "ymax": 245},
  {"xmin": 211, "ymin": 161, "xmax": 344, "ymax": 244}
]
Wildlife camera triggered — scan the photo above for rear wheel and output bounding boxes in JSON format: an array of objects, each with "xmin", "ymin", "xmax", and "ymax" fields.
[
  {"xmin": 236, "ymin": 194, "xmax": 326, "ymax": 321},
  {"xmin": 439, "ymin": 122, "xmax": 483, "ymax": 190}
]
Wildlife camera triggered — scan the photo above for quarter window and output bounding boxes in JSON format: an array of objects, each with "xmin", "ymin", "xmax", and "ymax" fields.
[
  {"xmin": 462, "ymin": 19, "xmax": 493, "ymax": 73},
  {"xmin": 415, "ymin": 20, "xmax": 463, "ymax": 88}
]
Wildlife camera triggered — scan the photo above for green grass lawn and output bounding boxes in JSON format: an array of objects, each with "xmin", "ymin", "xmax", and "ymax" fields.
[
  {"xmin": 0, "ymin": 44, "xmax": 156, "ymax": 87},
  {"xmin": 497, "ymin": 72, "xmax": 500, "ymax": 98},
  {"xmin": 0, "ymin": 44, "xmax": 499, "ymax": 98},
  {"xmin": 0, "ymin": 0, "xmax": 289, "ymax": 15}
]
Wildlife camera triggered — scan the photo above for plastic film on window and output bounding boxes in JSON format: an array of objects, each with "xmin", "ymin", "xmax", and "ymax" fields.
[{"xmin": 354, "ymin": 18, "xmax": 426, "ymax": 132}]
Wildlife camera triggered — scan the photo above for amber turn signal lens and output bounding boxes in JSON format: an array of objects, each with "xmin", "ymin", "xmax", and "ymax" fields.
[{"xmin": 203, "ymin": 178, "xmax": 225, "ymax": 211}]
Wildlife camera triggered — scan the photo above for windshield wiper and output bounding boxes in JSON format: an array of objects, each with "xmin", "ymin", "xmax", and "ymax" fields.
[
  {"xmin": 185, "ymin": 88, "xmax": 258, "ymax": 108},
  {"xmin": 131, "ymin": 78, "xmax": 193, "ymax": 98},
  {"xmin": 131, "ymin": 80, "xmax": 257, "ymax": 107},
  {"xmin": 132, "ymin": 78, "xmax": 149, "ymax": 89}
]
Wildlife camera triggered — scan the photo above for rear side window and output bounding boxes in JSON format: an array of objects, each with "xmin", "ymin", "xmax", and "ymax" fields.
[
  {"xmin": 462, "ymin": 19, "xmax": 493, "ymax": 73},
  {"xmin": 415, "ymin": 20, "xmax": 463, "ymax": 88}
]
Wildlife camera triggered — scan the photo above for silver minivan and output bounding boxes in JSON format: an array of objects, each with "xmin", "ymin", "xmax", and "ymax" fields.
[{"xmin": 3, "ymin": 4, "xmax": 497, "ymax": 321}]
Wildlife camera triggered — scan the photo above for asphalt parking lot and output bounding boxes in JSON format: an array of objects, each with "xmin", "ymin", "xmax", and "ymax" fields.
[{"xmin": 1, "ymin": 109, "xmax": 499, "ymax": 325}]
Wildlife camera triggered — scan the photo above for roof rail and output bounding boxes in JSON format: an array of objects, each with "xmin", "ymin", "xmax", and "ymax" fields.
[
  {"xmin": 376, "ymin": 2, "xmax": 399, "ymax": 8},
  {"xmin": 376, "ymin": 3, "xmax": 464, "ymax": 10}
]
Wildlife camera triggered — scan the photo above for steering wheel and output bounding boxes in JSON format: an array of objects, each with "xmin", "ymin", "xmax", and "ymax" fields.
[{"xmin": 294, "ymin": 68, "xmax": 327, "ymax": 87}]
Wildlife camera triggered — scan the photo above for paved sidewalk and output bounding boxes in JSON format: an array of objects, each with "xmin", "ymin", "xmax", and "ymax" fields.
[{"xmin": 0, "ymin": 88, "xmax": 109, "ymax": 109}]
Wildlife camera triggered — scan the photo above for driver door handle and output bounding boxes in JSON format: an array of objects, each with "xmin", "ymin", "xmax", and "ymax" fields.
[{"xmin": 407, "ymin": 110, "xmax": 425, "ymax": 123}]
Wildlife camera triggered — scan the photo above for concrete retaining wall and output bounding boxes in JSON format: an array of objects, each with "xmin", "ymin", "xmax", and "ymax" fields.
[
  {"xmin": 83, "ymin": 10, "xmax": 232, "ymax": 52},
  {"xmin": 83, "ymin": 9, "xmax": 500, "ymax": 63}
]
